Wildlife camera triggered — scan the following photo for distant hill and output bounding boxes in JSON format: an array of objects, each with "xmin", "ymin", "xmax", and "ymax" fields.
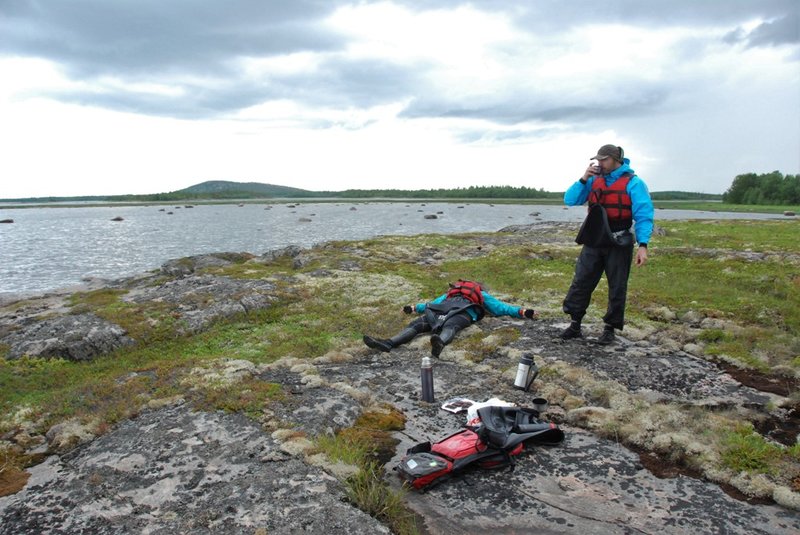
[{"xmin": 176, "ymin": 181, "xmax": 313, "ymax": 198}]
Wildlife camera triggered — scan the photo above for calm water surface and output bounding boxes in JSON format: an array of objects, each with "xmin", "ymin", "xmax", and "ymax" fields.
[{"xmin": 0, "ymin": 201, "xmax": 785, "ymax": 296}]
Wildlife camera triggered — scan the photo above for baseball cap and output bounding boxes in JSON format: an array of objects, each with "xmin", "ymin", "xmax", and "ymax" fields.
[{"xmin": 591, "ymin": 144, "xmax": 624, "ymax": 161}]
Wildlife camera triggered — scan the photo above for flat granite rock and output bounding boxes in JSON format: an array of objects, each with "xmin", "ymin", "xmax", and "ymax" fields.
[
  {"xmin": 397, "ymin": 428, "xmax": 798, "ymax": 535},
  {"xmin": 310, "ymin": 327, "xmax": 799, "ymax": 535},
  {"xmin": 0, "ymin": 402, "xmax": 389, "ymax": 535},
  {"xmin": 1, "ymin": 319, "xmax": 798, "ymax": 534}
]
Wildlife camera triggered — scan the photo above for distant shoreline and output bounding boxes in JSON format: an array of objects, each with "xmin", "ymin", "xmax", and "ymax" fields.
[{"xmin": 2, "ymin": 197, "xmax": 798, "ymax": 215}]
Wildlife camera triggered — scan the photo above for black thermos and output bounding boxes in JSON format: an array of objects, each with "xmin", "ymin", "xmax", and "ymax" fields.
[{"xmin": 421, "ymin": 356, "xmax": 435, "ymax": 402}]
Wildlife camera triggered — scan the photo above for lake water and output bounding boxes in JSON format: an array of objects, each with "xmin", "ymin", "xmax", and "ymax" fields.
[{"xmin": 0, "ymin": 201, "xmax": 786, "ymax": 296}]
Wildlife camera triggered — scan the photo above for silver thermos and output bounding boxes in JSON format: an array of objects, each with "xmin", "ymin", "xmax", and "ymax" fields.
[
  {"xmin": 513, "ymin": 353, "xmax": 539, "ymax": 392},
  {"xmin": 421, "ymin": 356, "xmax": 435, "ymax": 402}
]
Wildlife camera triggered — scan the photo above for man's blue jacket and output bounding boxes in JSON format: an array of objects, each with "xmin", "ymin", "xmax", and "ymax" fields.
[{"xmin": 564, "ymin": 158, "xmax": 654, "ymax": 246}]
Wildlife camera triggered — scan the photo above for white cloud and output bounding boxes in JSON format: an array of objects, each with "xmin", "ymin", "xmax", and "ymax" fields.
[{"xmin": 0, "ymin": 0, "xmax": 797, "ymax": 198}]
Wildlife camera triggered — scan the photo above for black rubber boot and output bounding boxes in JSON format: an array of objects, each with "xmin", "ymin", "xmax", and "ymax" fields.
[
  {"xmin": 389, "ymin": 327, "xmax": 419, "ymax": 348},
  {"xmin": 596, "ymin": 325, "xmax": 616, "ymax": 345},
  {"xmin": 430, "ymin": 327, "xmax": 457, "ymax": 357},
  {"xmin": 430, "ymin": 335, "xmax": 444, "ymax": 358},
  {"xmin": 363, "ymin": 335, "xmax": 393, "ymax": 352},
  {"xmin": 559, "ymin": 321, "xmax": 582, "ymax": 340}
]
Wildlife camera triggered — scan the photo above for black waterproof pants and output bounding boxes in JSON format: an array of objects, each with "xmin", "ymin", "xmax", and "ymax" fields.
[
  {"xmin": 403, "ymin": 312, "xmax": 472, "ymax": 343},
  {"xmin": 562, "ymin": 242, "xmax": 634, "ymax": 330}
]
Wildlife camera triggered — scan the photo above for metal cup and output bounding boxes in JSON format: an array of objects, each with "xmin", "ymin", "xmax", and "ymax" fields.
[{"xmin": 532, "ymin": 397, "xmax": 548, "ymax": 413}]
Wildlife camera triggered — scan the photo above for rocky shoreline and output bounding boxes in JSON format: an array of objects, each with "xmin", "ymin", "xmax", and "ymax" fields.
[{"xmin": 1, "ymin": 222, "xmax": 798, "ymax": 534}]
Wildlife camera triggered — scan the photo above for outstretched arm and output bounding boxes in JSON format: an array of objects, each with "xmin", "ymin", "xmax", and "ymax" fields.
[
  {"xmin": 481, "ymin": 292, "xmax": 535, "ymax": 319},
  {"xmin": 412, "ymin": 293, "xmax": 447, "ymax": 314}
]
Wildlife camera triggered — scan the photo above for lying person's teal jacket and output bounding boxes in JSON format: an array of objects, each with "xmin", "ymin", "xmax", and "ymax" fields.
[{"xmin": 414, "ymin": 291, "xmax": 523, "ymax": 322}]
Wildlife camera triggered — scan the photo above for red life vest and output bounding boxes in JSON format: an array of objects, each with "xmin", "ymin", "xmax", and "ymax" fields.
[
  {"xmin": 446, "ymin": 280, "xmax": 484, "ymax": 306},
  {"xmin": 588, "ymin": 174, "xmax": 633, "ymax": 224}
]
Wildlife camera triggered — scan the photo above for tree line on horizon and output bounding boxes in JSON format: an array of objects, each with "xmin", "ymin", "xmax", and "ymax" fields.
[
  {"xmin": 722, "ymin": 171, "xmax": 800, "ymax": 205},
  {"xmin": 6, "ymin": 172, "xmax": 800, "ymax": 205}
]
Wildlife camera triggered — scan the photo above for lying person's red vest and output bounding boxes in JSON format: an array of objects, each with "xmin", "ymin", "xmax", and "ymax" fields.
[{"xmin": 446, "ymin": 280, "xmax": 484, "ymax": 306}]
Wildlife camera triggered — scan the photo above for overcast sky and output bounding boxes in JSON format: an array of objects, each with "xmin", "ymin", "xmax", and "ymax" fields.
[{"xmin": 1, "ymin": 0, "xmax": 798, "ymax": 198}]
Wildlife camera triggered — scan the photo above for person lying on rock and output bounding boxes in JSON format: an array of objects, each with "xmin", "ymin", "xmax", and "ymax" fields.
[{"xmin": 362, "ymin": 279, "xmax": 537, "ymax": 358}]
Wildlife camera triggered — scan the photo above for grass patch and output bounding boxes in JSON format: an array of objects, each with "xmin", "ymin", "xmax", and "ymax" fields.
[
  {"xmin": 313, "ymin": 405, "xmax": 416, "ymax": 534},
  {"xmin": 315, "ymin": 406, "xmax": 407, "ymax": 466},
  {"xmin": 626, "ymin": 222, "xmax": 800, "ymax": 370},
  {"xmin": 315, "ymin": 433, "xmax": 373, "ymax": 466},
  {"xmin": 440, "ymin": 243, "xmax": 575, "ymax": 298},
  {"xmin": 68, "ymin": 288, "xmax": 128, "ymax": 311},
  {"xmin": 456, "ymin": 326, "xmax": 521, "ymax": 363},
  {"xmin": 0, "ymin": 447, "xmax": 35, "ymax": 497},
  {"xmin": 345, "ymin": 462, "xmax": 419, "ymax": 535},
  {"xmin": 654, "ymin": 220, "xmax": 799, "ymax": 251},
  {"xmin": 68, "ymin": 287, "xmax": 184, "ymax": 342},
  {"xmin": 653, "ymin": 202, "xmax": 800, "ymax": 214},
  {"xmin": 190, "ymin": 378, "xmax": 283, "ymax": 419},
  {"xmin": 720, "ymin": 424, "xmax": 788, "ymax": 475}
]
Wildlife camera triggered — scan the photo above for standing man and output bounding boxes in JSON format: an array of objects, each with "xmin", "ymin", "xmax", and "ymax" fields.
[{"xmin": 560, "ymin": 144, "xmax": 654, "ymax": 344}]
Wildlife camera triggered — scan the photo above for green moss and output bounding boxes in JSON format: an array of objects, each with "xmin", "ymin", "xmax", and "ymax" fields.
[
  {"xmin": 0, "ymin": 447, "xmax": 38, "ymax": 497},
  {"xmin": 720, "ymin": 424, "xmax": 783, "ymax": 475},
  {"xmin": 190, "ymin": 378, "xmax": 283, "ymax": 419},
  {"xmin": 68, "ymin": 288, "xmax": 128, "ymax": 313},
  {"xmin": 355, "ymin": 406, "xmax": 407, "ymax": 432},
  {"xmin": 697, "ymin": 329, "xmax": 729, "ymax": 343},
  {"xmin": 456, "ymin": 326, "xmax": 521, "ymax": 363}
]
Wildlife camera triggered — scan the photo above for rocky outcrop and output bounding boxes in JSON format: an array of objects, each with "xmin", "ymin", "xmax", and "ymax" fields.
[
  {"xmin": 124, "ymin": 274, "xmax": 278, "ymax": 333},
  {"xmin": 0, "ymin": 253, "xmax": 284, "ymax": 360},
  {"xmin": 1, "ymin": 324, "xmax": 798, "ymax": 533},
  {"xmin": 2, "ymin": 313, "xmax": 134, "ymax": 361},
  {"xmin": 160, "ymin": 252, "xmax": 255, "ymax": 277},
  {"xmin": 1, "ymin": 225, "xmax": 798, "ymax": 533},
  {"xmin": 0, "ymin": 402, "xmax": 389, "ymax": 535}
]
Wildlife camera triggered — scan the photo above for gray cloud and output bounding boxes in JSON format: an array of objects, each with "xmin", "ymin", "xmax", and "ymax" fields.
[
  {"xmin": 724, "ymin": 11, "xmax": 799, "ymax": 48},
  {"xmin": 401, "ymin": 84, "xmax": 669, "ymax": 126},
  {"xmin": 1, "ymin": 0, "xmax": 797, "ymax": 127},
  {"xmin": 1, "ymin": 1, "xmax": 341, "ymax": 77},
  {"xmin": 42, "ymin": 56, "xmax": 422, "ymax": 120},
  {"xmin": 277, "ymin": 57, "xmax": 427, "ymax": 109},
  {"xmin": 392, "ymin": 0, "xmax": 797, "ymax": 32},
  {"xmin": 745, "ymin": 12, "xmax": 799, "ymax": 47},
  {"xmin": 0, "ymin": 0, "xmax": 346, "ymax": 117},
  {"xmin": 455, "ymin": 127, "xmax": 567, "ymax": 144}
]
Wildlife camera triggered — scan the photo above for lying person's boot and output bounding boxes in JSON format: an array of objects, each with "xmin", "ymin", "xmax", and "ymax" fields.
[
  {"xmin": 559, "ymin": 323, "xmax": 582, "ymax": 340},
  {"xmin": 363, "ymin": 335, "xmax": 393, "ymax": 352},
  {"xmin": 430, "ymin": 334, "xmax": 445, "ymax": 358},
  {"xmin": 596, "ymin": 326, "xmax": 616, "ymax": 345}
]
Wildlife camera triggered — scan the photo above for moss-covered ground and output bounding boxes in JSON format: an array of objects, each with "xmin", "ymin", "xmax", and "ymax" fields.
[{"xmin": 1, "ymin": 218, "xmax": 798, "ymax": 524}]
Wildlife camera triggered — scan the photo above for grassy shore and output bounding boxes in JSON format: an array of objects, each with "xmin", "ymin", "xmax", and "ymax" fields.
[
  {"xmin": 1, "ymin": 218, "xmax": 798, "ymax": 527},
  {"xmin": 653, "ymin": 201, "xmax": 799, "ymax": 214},
  {"xmin": 2, "ymin": 217, "xmax": 799, "ymax": 425}
]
